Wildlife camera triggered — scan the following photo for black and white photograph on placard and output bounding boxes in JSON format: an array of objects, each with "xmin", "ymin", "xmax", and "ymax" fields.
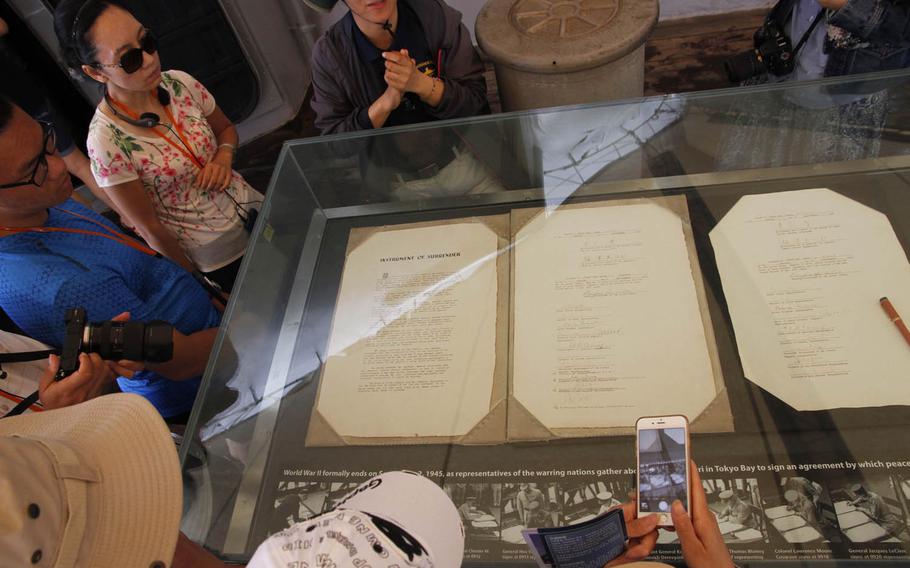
[
  {"xmin": 702, "ymin": 477, "xmax": 769, "ymax": 545},
  {"xmin": 829, "ymin": 473, "xmax": 910, "ymax": 544},
  {"xmin": 763, "ymin": 475, "xmax": 841, "ymax": 545},
  {"xmin": 443, "ymin": 483, "xmax": 502, "ymax": 544},
  {"xmin": 268, "ymin": 481, "xmax": 330, "ymax": 535},
  {"xmin": 325, "ymin": 482, "xmax": 361, "ymax": 510},
  {"xmin": 891, "ymin": 473, "xmax": 910, "ymax": 544},
  {"xmin": 560, "ymin": 480, "xmax": 629, "ymax": 526},
  {"xmin": 500, "ymin": 483, "xmax": 561, "ymax": 545}
]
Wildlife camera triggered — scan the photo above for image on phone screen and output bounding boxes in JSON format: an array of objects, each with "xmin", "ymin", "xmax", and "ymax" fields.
[{"xmin": 638, "ymin": 427, "xmax": 688, "ymax": 515}]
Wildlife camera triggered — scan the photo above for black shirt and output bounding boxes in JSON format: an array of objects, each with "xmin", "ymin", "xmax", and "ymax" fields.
[{"xmin": 351, "ymin": 3, "xmax": 438, "ymax": 128}]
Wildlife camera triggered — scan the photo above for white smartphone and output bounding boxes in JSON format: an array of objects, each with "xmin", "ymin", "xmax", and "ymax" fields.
[{"xmin": 636, "ymin": 415, "xmax": 690, "ymax": 526}]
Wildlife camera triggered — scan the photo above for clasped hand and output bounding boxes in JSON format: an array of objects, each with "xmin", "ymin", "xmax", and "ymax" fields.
[{"xmin": 382, "ymin": 49, "xmax": 431, "ymax": 95}]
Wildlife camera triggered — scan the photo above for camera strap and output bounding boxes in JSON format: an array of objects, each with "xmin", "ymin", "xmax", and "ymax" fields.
[
  {"xmin": 768, "ymin": 0, "xmax": 798, "ymax": 26},
  {"xmin": 0, "ymin": 349, "xmax": 55, "ymax": 418},
  {"xmin": 767, "ymin": 0, "xmax": 826, "ymax": 59},
  {"xmin": 792, "ymin": 9, "xmax": 826, "ymax": 58},
  {"xmin": 107, "ymin": 94, "xmax": 206, "ymax": 170},
  {"xmin": 0, "ymin": 351, "xmax": 51, "ymax": 419},
  {"xmin": 0, "ymin": 349, "xmax": 56, "ymax": 364},
  {"xmin": 191, "ymin": 270, "xmax": 229, "ymax": 308},
  {"xmin": 0, "ymin": 208, "xmax": 161, "ymax": 258},
  {"xmin": 2, "ymin": 391, "xmax": 40, "ymax": 419}
]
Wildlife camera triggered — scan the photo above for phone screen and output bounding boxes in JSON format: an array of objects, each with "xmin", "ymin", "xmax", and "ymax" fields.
[{"xmin": 638, "ymin": 427, "xmax": 688, "ymax": 516}]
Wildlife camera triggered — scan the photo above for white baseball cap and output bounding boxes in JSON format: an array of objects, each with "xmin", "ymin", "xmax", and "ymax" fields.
[
  {"xmin": 249, "ymin": 471, "xmax": 464, "ymax": 568},
  {"xmin": 0, "ymin": 394, "xmax": 182, "ymax": 568}
]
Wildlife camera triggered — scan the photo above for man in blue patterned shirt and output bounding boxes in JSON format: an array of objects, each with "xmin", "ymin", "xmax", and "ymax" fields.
[{"xmin": 0, "ymin": 97, "xmax": 221, "ymax": 421}]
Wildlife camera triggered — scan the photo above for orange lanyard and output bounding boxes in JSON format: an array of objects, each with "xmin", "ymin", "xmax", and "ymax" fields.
[
  {"xmin": 108, "ymin": 92, "xmax": 206, "ymax": 170},
  {"xmin": 0, "ymin": 208, "xmax": 160, "ymax": 257}
]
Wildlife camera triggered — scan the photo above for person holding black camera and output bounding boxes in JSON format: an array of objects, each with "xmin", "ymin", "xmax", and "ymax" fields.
[
  {"xmin": 0, "ymin": 96, "xmax": 222, "ymax": 423},
  {"xmin": 0, "ymin": 311, "xmax": 145, "ymax": 416},
  {"xmin": 0, "ymin": 330, "xmax": 113, "ymax": 415},
  {"xmin": 719, "ymin": 0, "xmax": 910, "ymax": 171},
  {"xmin": 726, "ymin": 0, "xmax": 910, "ymax": 84}
]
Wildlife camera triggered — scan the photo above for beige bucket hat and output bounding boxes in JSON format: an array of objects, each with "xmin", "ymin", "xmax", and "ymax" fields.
[{"xmin": 0, "ymin": 393, "xmax": 182, "ymax": 568}]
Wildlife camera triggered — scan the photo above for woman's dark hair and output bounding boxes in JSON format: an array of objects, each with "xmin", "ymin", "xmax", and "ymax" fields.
[{"xmin": 53, "ymin": 0, "xmax": 132, "ymax": 72}]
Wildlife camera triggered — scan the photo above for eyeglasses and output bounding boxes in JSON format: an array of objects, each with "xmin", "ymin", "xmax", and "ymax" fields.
[
  {"xmin": 0, "ymin": 122, "xmax": 56, "ymax": 190},
  {"xmin": 93, "ymin": 30, "xmax": 158, "ymax": 75}
]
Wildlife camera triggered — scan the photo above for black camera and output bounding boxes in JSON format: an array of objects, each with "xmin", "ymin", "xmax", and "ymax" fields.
[
  {"xmin": 57, "ymin": 307, "xmax": 174, "ymax": 380},
  {"xmin": 725, "ymin": 20, "xmax": 795, "ymax": 83}
]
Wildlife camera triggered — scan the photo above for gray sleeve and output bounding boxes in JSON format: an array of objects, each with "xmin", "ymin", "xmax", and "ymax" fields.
[
  {"xmin": 424, "ymin": 7, "xmax": 490, "ymax": 120},
  {"xmin": 311, "ymin": 39, "xmax": 374, "ymax": 134}
]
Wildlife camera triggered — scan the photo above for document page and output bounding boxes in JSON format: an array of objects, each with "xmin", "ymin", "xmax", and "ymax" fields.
[
  {"xmin": 512, "ymin": 201, "xmax": 719, "ymax": 430},
  {"xmin": 710, "ymin": 188, "xmax": 910, "ymax": 410},
  {"xmin": 315, "ymin": 221, "xmax": 499, "ymax": 439}
]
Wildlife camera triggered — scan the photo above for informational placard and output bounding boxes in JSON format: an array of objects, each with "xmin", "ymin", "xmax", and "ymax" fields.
[{"xmin": 264, "ymin": 458, "xmax": 910, "ymax": 564}]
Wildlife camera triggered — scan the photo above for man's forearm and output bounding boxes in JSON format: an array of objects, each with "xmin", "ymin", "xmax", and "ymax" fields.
[
  {"xmin": 149, "ymin": 328, "xmax": 219, "ymax": 381},
  {"xmin": 416, "ymin": 75, "xmax": 445, "ymax": 108},
  {"xmin": 134, "ymin": 220, "xmax": 195, "ymax": 272},
  {"xmin": 368, "ymin": 98, "xmax": 395, "ymax": 128}
]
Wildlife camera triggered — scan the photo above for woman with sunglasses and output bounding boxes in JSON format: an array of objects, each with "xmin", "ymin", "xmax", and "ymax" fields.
[{"xmin": 54, "ymin": 0, "xmax": 262, "ymax": 291}]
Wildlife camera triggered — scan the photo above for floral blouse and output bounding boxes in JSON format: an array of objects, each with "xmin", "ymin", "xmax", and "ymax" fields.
[{"xmin": 87, "ymin": 70, "xmax": 261, "ymax": 272}]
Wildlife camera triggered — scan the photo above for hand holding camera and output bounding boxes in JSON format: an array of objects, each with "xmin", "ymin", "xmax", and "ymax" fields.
[
  {"xmin": 40, "ymin": 352, "xmax": 115, "ymax": 410},
  {"xmin": 39, "ymin": 311, "xmax": 150, "ymax": 409},
  {"xmin": 57, "ymin": 307, "xmax": 174, "ymax": 381}
]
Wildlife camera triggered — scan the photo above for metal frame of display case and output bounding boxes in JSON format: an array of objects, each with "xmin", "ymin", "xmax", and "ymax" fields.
[{"xmin": 180, "ymin": 69, "xmax": 910, "ymax": 565}]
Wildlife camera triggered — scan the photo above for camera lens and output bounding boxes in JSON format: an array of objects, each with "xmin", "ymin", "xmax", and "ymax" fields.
[
  {"xmin": 724, "ymin": 50, "xmax": 766, "ymax": 83},
  {"xmin": 143, "ymin": 321, "xmax": 174, "ymax": 363},
  {"xmin": 84, "ymin": 321, "xmax": 173, "ymax": 363},
  {"xmin": 85, "ymin": 321, "xmax": 143, "ymax": 361}
]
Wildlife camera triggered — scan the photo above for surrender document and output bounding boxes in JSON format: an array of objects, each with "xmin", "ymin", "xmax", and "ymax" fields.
[
  {"xmin": 316, "ymin": 221, "xmax": 499, "ymax": 439},
  {"xmin": 512, "ymin": 201, "xmax": 719, "ymax": 430},
  {"xmin": 710, "ymin": 188, "xmax": 910, "ymax": 411}
]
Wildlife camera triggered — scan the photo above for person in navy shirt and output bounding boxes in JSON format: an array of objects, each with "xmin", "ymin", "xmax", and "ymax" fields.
[{"xmin": 0, "ymin": 96, "xmax": 221, "ymax": 421}]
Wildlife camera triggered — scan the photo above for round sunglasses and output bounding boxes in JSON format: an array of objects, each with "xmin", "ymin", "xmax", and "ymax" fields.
[{"xmin": 93, "ymin": 30, "xmax": 158, "ymax": 75}]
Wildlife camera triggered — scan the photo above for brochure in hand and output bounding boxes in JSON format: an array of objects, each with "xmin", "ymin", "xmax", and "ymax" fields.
[{"xmin": 522, "ymin": 507, "xmax": 628, "ymax": 568}]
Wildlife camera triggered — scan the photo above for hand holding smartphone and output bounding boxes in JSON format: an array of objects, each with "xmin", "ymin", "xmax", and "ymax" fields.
[{"xmin": 636, "ymin": 415, "xmax": 690, "ymax": 527}]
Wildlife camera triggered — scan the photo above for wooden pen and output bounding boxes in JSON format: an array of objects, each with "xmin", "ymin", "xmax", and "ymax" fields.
[{"xmin": 880, "ymin": 297, "xmax": 910, "ymax": 348}]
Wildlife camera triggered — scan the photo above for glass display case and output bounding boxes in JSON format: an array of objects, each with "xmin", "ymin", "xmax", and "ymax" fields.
[{"xmin": 180, "ymin": 69, "xmax": 910, "ymax": 566}]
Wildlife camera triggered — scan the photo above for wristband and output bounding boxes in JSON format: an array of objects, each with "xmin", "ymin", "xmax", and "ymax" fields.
[{"xmin": 217, "ymin": 143, "xmax": 236, "ymax": 165}]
